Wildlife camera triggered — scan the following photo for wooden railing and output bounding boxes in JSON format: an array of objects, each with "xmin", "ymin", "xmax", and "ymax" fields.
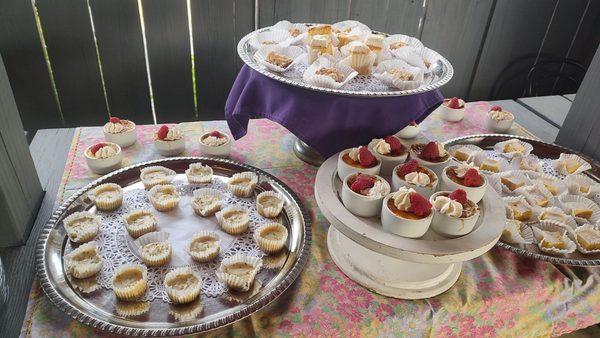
[{"xmin": 0, "ymin": 0, "xmax": 598, "ymax": 131}]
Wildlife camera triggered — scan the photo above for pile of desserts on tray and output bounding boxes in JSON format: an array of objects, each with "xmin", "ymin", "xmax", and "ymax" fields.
[
  {"xmin": 336, "ymin": 132, "xmax": 600, "ymax": 256},
  {"xmin": 248, "ymin": 20, "xmax": 435, "ymax": 90}
]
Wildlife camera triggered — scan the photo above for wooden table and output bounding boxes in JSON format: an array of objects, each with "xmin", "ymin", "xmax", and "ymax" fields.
[{"xmin": 516, "ymin": 95, "xmax": 572, "ymax": 128}]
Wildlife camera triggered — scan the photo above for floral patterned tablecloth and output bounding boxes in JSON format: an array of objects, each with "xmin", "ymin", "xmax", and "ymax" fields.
[{"xmin": 21, "ymin": 102, "xmax": 600, "ymax": 337}]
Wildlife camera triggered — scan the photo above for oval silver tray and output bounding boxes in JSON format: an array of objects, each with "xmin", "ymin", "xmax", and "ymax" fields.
[
  {"xmin": 444, "ymin": 134, "xmax": 600, "ymax": 266},
  {"xmin": 237, "ymin": 24, "xmax": 454, "ymax": 97},
  {"xmin": 35, "ymin": 157, "xmax": 311, "ymax": 336}
]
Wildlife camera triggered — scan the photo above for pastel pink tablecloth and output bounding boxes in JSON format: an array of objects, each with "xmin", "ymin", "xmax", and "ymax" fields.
[{"xmin": 21, "ymin": 102, "xmax": 600, "ymax": 337}]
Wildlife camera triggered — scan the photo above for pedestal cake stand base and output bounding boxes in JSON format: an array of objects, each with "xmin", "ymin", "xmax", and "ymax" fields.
[
  {"xmin": 327, "ymin": 227, "xmax": 462, "ymax": 299},
  {"xmin": 293, "ymin": 137, "xmax": 325, "ymax": 166}
]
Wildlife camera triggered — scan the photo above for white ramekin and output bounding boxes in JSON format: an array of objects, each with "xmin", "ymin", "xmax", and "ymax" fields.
[{"xmin": 381, "ymin": 193, "xmax": 433, "ymax": 238}]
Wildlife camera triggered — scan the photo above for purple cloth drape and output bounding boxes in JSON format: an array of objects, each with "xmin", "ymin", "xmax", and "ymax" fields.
[{"xmin": 225, "ymin": 65, "xmax": 443, "ymax": 157}]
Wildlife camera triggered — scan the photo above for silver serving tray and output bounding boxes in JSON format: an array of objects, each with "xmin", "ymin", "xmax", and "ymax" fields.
[
  {"xmin": 237, "ymin": 24, "xmax": 454, "ymax": 97},
  {"xmin": 35, "ymin": 157, "xmax": 311, "ymax": 336},
  {"xmin": 444, "ymin": 134, "xmax": 600, "ymax": 266}
]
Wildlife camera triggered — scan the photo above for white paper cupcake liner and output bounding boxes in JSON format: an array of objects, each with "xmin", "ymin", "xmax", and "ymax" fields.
[
  {"xmin": 471, "ymin": 152, "xmax": 509, "ymax": 174},
  {"xmin": 332, "ymin": 20, "xmax": 371, "ymax": 34},
  {"xmin": 483, "ymin": 174, "xmax": 503, "ymax": 195},
  {"xmin": 303, "ymin": 55, "xmax": 358, "ymax": 89},
  {"xmin": 256, "ymin": 191, "xmax": 285, "ymax": 218},
  {"xmin": 495, "ymin": 170, "xmax": 532, "ymax": 195},
  {"xmin": 536, "ymin": 206, "xmax": 578, "ymax": 229},
  {"xmin": 515, "ymin": 182, "xmax": 555, "ymax": 208},
  {"xmin": 254, "ymin": 45, "xmax": 305, "ymax": 72},
  {"xmin": 249, "ymin": 29, "xmax": 291, "ymax": 50},
  {"xmin": 553, "ymin": 153, "xmax": 591, "ymax": 176},
  {"xmin": 140, "ymin": 166, "xmax": 176, "ymax": 189},
  {"xmin": 185, "ymin": 163, "xmax": 213, "ymax": 184},
  {"xmin": 373, "ymin": 59, "xmax": 425, "ymax": 90},
  {"xmin": 563, "ymin": 173, "xmax": 600, "ymax": 198},
  {"xmin": 64, "ymin": 241, "xmax": 103, "ymax": 279},
  {"xmin": 254, "ymin": 222, "xmax": 288, "ymax": 254},
  {"xmin": 89, "ymin": 183, "xmax": 123, "ymax": 211},
  {"xmin": 216, "ymin": 205, "xmax": 250, "ymax": 235},
  {"xmin": 447, "ymin": 144, "xmax": 483, "ymax": 164},
  {"xmin": 510, "ymin": 154, "xmax": 542, "ymax": 173},
  {"xmin": 216, "ymin": 254, "xmax": 262, "ymax": 292},
  {"xmin": 123, "ymin": 209, "xmax": 157, "ymax": 238},
  {"xmin": 148, "ymin": 184, "xmax": 180, "ymax": 212},
  {"xmin": 384, "ymin": 34, "xmax": 424, "ymax": 50},
  {"xmin": 272, "ymin": 20, "xmax": 308, "ymax": 46},
  {"xmin": 500, "ymin": 220, "xmax": 533, "ymax": 244},
  {"xmin": 191, "ymin": 188, "xmax": 223, "ymax": 217},
  {"xmin": 526, "ymin": 172, "xmax": 567, "ymax": 197},
  {"xmin": 503, "ymin": 196, "xmax": 537, "ymax": 222},
  {"xmin": 493, "ymin": 139, "xmax": 533, "ymax": 159},
  {"xmin": 574, "ymin": 224, "xmax": 600, "ymax": 254},
  {"xmin": 164, "ymin": 267, "xmax": 202, "ymax": 304},
  {"xmin": 112, "ymin": 264, "xmax": 148, "ymax": 301},
  {"xmin": 227, "ymin": 171, "xmax": 258, "ymax": 198},
  {"xmin": 63, "ymin": 211, "xmax": 101, "ymax": 243},
  {"xmin": 187, "ymin": 231, "xmax": 221, "ymax": 262},
  {"xmin": 557, "ymin": 194, "xmax": 600, "ymax": 225},
  {"xmin": 390, "ymin": 46, "xmax": 428, "ymax": 70},
  {"xmin": 134, "ymin": 231, "xmax": 172, "ymax": 266},
  {"xmin": 531, "ymin": 220, "xmax": 577, "ymax": 255}
]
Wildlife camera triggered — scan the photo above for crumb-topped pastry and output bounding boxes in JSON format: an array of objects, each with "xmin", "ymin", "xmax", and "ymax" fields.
[
  {"xmin": 315, "ymin": 67, "xmax": 344, "ymax": 82},
  {"xmin": 123, "ymin": 209, "xmax": 157, "ymax": 238},
  {"xmin": 64, "ymin": 241, "xmax": 103, "ymax": 279},
  {"xmin": 63, "ymin": 211, "xmax": 100, "ymax": 243},
  {"xmin": 191, "ymin": 188, "xmax": 222, "ymax": 217},
  {"xmin": 392, "ymin": 159, "xmax": 437, "ymax": 197},
  {"xmin": 430, "ymin": 189, "xmax": 480, "ymax": 237},
  {"xmin": 256, "ymin": 191, "xmax": 284, "ymax": 218},
  {"xmin": 140, "ymin": 166, "xmax": 176, "ymax": 190},
  {"xmin": 164, "ymin": 267, "xmax": 202, "ymax": 304},
  {"xmin": 216, "ymin": 254, "xmax": 262, "ymax": 292},
  {"xmin": 103, "ymin": 116, "xmax": 137, "ymax": 148},
  {"xmin": 113, "ymin": 264, "xmax": 148, "ymax": 300},
  {"xmin": 381, "ymin": 187, "xmax": 433, "ymax": 238},
  {"xmin": 217, "ymin": 206, "xmax": 250, "ymax": 235},
  {"xmin": 187, "ymin": 231, "xmax": 220, "ymax": 262},
  {"xmin": 154, "ymin": 125, "xmax": 185, "ymax": 156},
  {"xmin": 148, "ymin": 184, "xmax": 180, "ymax": 212},
  {"xmin": 553, "ymin": 153, "xmax": 591, "ymax": 176},
  {"xmin": 342, "ymin": 173, "xmax": 390, "ymax": 217},
  {"xmin": 266, "ymin": 51, "xmax": 293, "ymax": 68},
  {"xmin": 227, "ymin": 171, "xmax": 258, "ymax": 198},
  {"xmin": 139, "ymin": 238, "xmax": 172, "ymax": 267},
  {"xmin": 185, "ymin": 163, "xmax": 213, "ymax": 184},
  {"xmin": 89, "ymin": 183, "xmax": 123, "ymax": 211},
  {"xmin": 254, "ymin": 222, "xmax": 288, "ymax": 254}
]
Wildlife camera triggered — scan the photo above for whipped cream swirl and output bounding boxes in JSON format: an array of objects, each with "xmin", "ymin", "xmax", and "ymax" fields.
[
  {"xmin": 163, "ymin": 128, "xmax": 183, "ymax": 141},
  {"xmin": 103, "ymin": 121, "xmax": 125, "ymax": 134},
  {"xmin": 453, "ymin": 164, "xmax": 478, "ymax": 178},
  {"xmin": 433, "ymin": 196, "xmax": 463, "ymax": 218},
  {"xmin": 93, "ymin": 146, "xmax": 116, "ymax": 159},
  {"xmin": 348, "ymin": 148, "xmax": 360, "ymax": 162},
  {"xmin": 392, "ymin": 186, "xmax": 414, "ymax": 211},
  {"xmin": 371, "ymin": 139, "xmax": 391, "ymax": 155},
  {"xmin": 489, "ymin": 110, "xmax": 513, "ymax": 121},
  {"xmin": 203, "ymin": 135, "xmax": 228, "ymax": 147},
  {"xmin": 364, "ymin": 180, "xmax": 389, "ymax": 198},
  {"xmin": 404, "ymin": 171, "xmax": 430, "ymax": 187}
]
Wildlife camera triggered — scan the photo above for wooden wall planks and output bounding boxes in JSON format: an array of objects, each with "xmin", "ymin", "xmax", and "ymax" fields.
[
  {"xmin": 90, "ymin": 0, "xmax": 153, "ymax": 124},
  {"xmin": 143, "ymin": 0, "xmax": 196, "ymax": 123},
  {"xmin": 349, "ymin": 0, "xmax": 422, "ymax": 37},
  {"xmin": 259, "ymin": 0, "xmax": 350, "ymax": 27},
  {"xmin": 233, "ymin": 0, "xmax": 255, "ymax": 71}
]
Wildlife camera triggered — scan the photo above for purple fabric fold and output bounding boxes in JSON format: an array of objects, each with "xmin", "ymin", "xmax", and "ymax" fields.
[{"xmin": 225, "ymin": 65, "xmax": 443, "ymax": 157}]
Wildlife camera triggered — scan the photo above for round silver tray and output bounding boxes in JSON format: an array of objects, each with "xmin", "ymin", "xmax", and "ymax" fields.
[
  {"xmin": 444, "ymin": 134, "xmax": 600, "ymax": 266},
  {"xmin": 237, "ymin": 24, "xmax": 454, "ymax": 97},
  {"xmin": 35, "ymin": 157, "xmax": 311, "ymax": 336}
]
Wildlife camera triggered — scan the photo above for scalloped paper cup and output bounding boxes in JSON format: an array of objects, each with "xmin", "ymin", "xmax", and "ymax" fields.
[
  {"xmin": 63, "ymin": 211, "xmax": 100, "ymax": 243},
  {"xmin": 64, "ymin": 241, "xmax": 103, "ymax": 279},
  {"xmin": 515, "ymin": 182, "xmax": 555, "ymax": 208},
  {"xmin": 503, "ymin": 196, "xmax": 537, "ymax": 222},
  {"xmin": 574, "ymin": 224, "xmax": 600, "ymax": 254},
  {"xmin": 373, "ymin": 59, "xmax": 424, "ymax": 90},
  {"xmin": 493, "ymin": 139, "xmax": 533, "ymax": 159},
  {"xmin": 390, "ymin": 46, "xmax": 428, "ymax": 70},
  {"xmin": 384, "ymin": 34, "xmax": 424, "ymax": 50},
  {"xmin": 536, "ymin": 206, "xmax": 578, "ymax": 229},
  {"xmin": 112, "ymin": 264, "xmax": 148, "ymax": 301},
  {"xmin": 123, "ymin": 209, "xmax": 157, "ymax": 238},
  {"xmin": 249, "ymin": 29, "xmax": 291, "ymax": 50},
  {"xmin": 133, "ymin": 231, "xmax": 170, "ymax": 255},
  {"xmin": 140, "ymin": 166, "xmax": 176, "ymax": 190},
  {"xmin": 216, "ymin": 254, "xmax": 262, "ymax": 292},
  {"xmin": 332, "ymin": 20, "xmax": 371, "ymax": 34},
  {"xmin": 558, "ymin": 194, "xmax": 600, "ymax": 225},
  {"xmin": 187, "ymin": 231, "xmax": 221, "ymax": 262},
  {"xmin": 148, "ymin": 184, "xmax": 180, "ymax": 212},
  {"xmin": 256, "ymin": 191, "xmax": 285, "ymax": 218},
  {"xmin": 254, "ymin": 45, "xmax": 305, "ymax": 72},
  {"xmin": 227, "ymin": 171, "xmax": 258, "ymax": 198},
  {"xmin": 500, "ymin": 220, "xmax": 533, "ymax": 244},
  {"xmin": 471, "ymin": 152, "xmax": 509, "ymax": 174},
  {"xmin": 553, "ymin": 153, "xmax": 591, "ymax": 176},
  {"xmin": 273, "ymin": 20, "xmax": 308, "ymax": 45},
  {"xmin": 185, "ymin": 163, "xmax": 213, "ymax": 184},
  {"xmin": 191, "ymin": 188, "xmax": 223, "ymax": 217},
  {"xmin": 510, "ymin": 154, "xmax": 542, "ymax": 172},
  {"xmin": 254, "ymin": 222, "xmax": 288, "ymax": 254},
  {"xmin": 531, "ymin": 220, "xmax": 576, "ymax": 255},
  {"xmin": 563, "ymin": 174, "xmax": 600, "ymax": 198},
  {"xmin": 90, "ymin": 183, "xmax": 123, "ymax": 211},
  {"xmin": 495, "ymin": 170, "xmax": 532, "ymax": 195},
  {"xmin": 216, "ymin": 205, "xmax": 250, "ymax": 235},
  {"xmin": 164, "ymin": 267, "xmax": 202, "ymax": 304},
  {"xmin": 303, "ymin": 55, "xmax": 358, "ymax": 89}
]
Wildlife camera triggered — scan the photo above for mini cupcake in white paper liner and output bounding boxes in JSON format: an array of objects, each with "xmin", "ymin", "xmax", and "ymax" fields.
[
  {"xmin": 134, "ymin": 231, "xmax": 172, "ymax": 267},
  {"xmin": 115, "ymin": 300, "xmax": 151, "ymax": 318},
  {"xmin": 574, "ymin": 224, "xmax": 600, "ymax": 254},
  {"xmin": 216, "ymin": 205, "xmax": 250, "ymax": 235},
  {"xmin": 503, "ymin": 196, "xmax": 537, "ymax": 222},
  {"xmin": 89, "ymin": 183, "xmax": 123, "ymax": 211},
  {"xmin": 185, "ymin": 163, "xmax": 213, "ymax": 184},
  {"xmin": 112, "ymin": 264, "xmax": 148, "ymax": 301},
  {"xmin": 390, "ymin": 46, "xmax": 428, "ymax": 70},
  {"xmin": 187, "ymin": 231, "xmax": 221, "ymax": 262},
  {"xmin": 140, "ymin": 166, "xmax": 176, "ymax": 190},
  {"xmin": 493, "ymin": 139, "xmax": 533, "ymax": 159},
  {"xmin": 536, "ymin": 206, "xmax": 578, "ymax": 229},
  {"xmin": 303, "ymin": 55, "xmax": 358, "ymax": 89},
  {"xmin": 515, "ymin": 181, "xmax": 555, "ymax": 208},
  {"xmin": 563, "ymin": 173, "xmax": 600, "ymax": 198},
  {"xmin": 373, "ymin": 59, "xmax": 425, "ymax": 90},
  {"xmin": 471, "ymin": 152, "xmax": 510, "ymax": 175},
  {"xmin": 557, "ymin": 194, "xmax": 600, "ymax": 225},
  {"xmin": 148, "ymin": 184, "xmax": 180, "ymax": 212},
  {"xmin": 495, "ymin": 170, "xmax": 532, "ymax": 195},
  {"xmin": 447, "ymin": 144, "xmax": 483, "ymax": 163},
  {"xmin": 256, "ymin": 191, "xmax": 285, "ymax": 218},
  {"xmin": 500, "ymin": 220, "xmax": 533, "ymax": 245},
  {"xmin": 254, "ymin": 45, "xmax": 305, "ymax": 72},
  {"xmin": 191, "ymin": 188, "xmax": 223, "ymax": 217},
  {"xmin": 64, "ymin": 241, "xmax": 103, "ymax": 279},
  {"xmin": 272, "ymin": 20, "xmax": 308, "ymax": 45},
  {"xmin": 123, "ymin": 209, "xmax": 157, "ymax": 238},
  {"xmin": 249, "ymin": 29, "xmax": 291, "ymax": 50},
  {"xmin": 227, "ymin": 171, "xmax": 258, "ymax": 198},
  {"xmin": 384, "ymin": 34, "xmax": 424, "ymax": 51},
  {"xmin": 254, "ymin": 222, "xmax": 288, "ymax": 254},
  {"xmin": 164, "ymin": 267, "xmax": 202, "ymax": 304},
  {"xmin": 553, "ymin": 153, "xmax": 591, "ymax": 176},
  {"xmin": 510, "ymin": 154, "xmax": 542, "ymax": 173},
  {"xmin": 63, "ymin": 211, "xmax": 100, "ymax": 243},
  {"xmin": 531, "ymin": 220, "xmax": 576, "ymax": 255},
  {"xmin": 216, "ymin": 254, "xmax": 263, "ymax": 292}
]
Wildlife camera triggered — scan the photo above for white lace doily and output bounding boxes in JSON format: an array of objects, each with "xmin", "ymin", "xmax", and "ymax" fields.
[
  {"xmin": 482, "ymin": 150, "xmax": 562, "ymax": 178},
  {"xmin": 65, "ymin": 178, "xmax": 282, "ymax": 302}
]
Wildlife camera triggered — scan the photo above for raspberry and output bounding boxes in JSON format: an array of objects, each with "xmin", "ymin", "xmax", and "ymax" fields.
[
  {"xmin": 350, "ymin": 174, "xmax": 375, "ymax": 193},
  {"xmin": 358, "ymin": 146, "xmax": 377, "ymax": 167},
  {"xmin": 156, "ymin": 125, "xmax": 169, "ymax": 140},
  {"xmin": 409, "ymin": 192, "xmax": 432, "ymax": 217},
  {"xmin": 208, "ymin": 130, "xmax": 222, "ymax": 137},
  {"xmin": 420, "ymin": 141, "xmax": 440, "ymax": 161},
  {"xmin": 384, "ymin": 136, "xmax": 404, "ymax": 153},
  {"xmin": 448, "ymin": 189, "xmax": 468, "ymax": 205},
  {"xmin": 409, "ymin": 121, "xmax": 418, "ymax": 126},
  {"xmin": 490, "ymin": 105, "xmax": 502, "ymax": 112},
  {"xmin": 447, "ymin": 97, "xmax": 461, "ymax": 109},
  {"xmin": 396, "ymin": 159, "xmax": 418, "ymax": 178},
  {"xmin": 109, "ymin": 117, "xmax": 121, "ymax": 123},
  {"xmin": 463, "ymin": 168, "xmax": 483, "ymax": 187},
  {"xmin": 90, "ymin": 143, "xmax": 107, "ymax": 155}
]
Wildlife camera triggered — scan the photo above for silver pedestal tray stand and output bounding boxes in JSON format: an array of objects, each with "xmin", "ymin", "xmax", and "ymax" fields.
[
  {"xmin": 237, "ymin": 24, "xmax": 454, "ymax": 166},
  {"xmin": 315, "ymin": 155, "xmax": 506, "ymax": 299}
]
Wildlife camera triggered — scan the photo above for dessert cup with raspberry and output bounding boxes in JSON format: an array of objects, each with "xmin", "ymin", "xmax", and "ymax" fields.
[
  {"xmin": 337, "ymin": 146, "xmax": 381, "ymax": 180},
  {"xmin": 409, "ymin": 141, "xmax": 450, "ymax": 177},
  {"xmin": 391, "ymin": 159, "xmax": 438, "ymax": 197},
  {"xmin": 341, "ymin": 173, "xmax": 390, "ymax": 217},
  {"xmin": 441, "ymin": 164, "xmax": 487, "ymax": 203},
  {"xmin": 368, "ymin": 135, "xmax": 408, "ymax": 176},
  {"xmin": 429, "ymin": 189, "xmax": 481, "ymax": 237},
  {"xmin": 381, "ymin": 187, "xmax": 433, "ymax": 238}
]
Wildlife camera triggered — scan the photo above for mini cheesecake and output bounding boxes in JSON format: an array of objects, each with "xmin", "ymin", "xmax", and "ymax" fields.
[
  {"xmin": 391, "ymin": 159, "xmax": 438, "ymax": 197},
  {"xmin": 381, "ymin": 187, "xmax": 433, "ymax": 238},
  {"xmin": 441, "ymin": 165, "xmax": 487, "ymax": 203},
  {"xmin": 409, "ymin": 141, "xmax": 450, "ymax": 177}
]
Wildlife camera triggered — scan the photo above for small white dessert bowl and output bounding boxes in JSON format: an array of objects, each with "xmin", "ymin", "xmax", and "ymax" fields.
[
  {"xmin": 199, "ymin": 131, "xmax": 232, "ymax": 157},
  {"xmin": 391, "ymin": 163, "xmax": 438, "ymax": 198},
  {"xmin": 485, "ymin": 109, "xmax": 515, "ymax": 133},
  {"xmin": 440, "ymin": 165, "xmax": 487, "ymax": 204},
  {"xmin": 438, "ymin": 98, "xmax": 465, "ymax": 122},
  {"xmin": 84, "ymin": 142, "xmax": 123, "ymax": 175},
  {"xmin": 337, "ymin": 148, "xmax": 381, "ymax": 180},
  {"xmin": 408, "ymin": 146, "xmax": 451, "ymax": 178},
  {"xmin": 380, "ymin": 193, "xmax": 433, "ymax": 238},
  {"xmin": 367, "ymin": 136, "xmax": 408, "ymax": 176},
  {"xmin": 396, "ymin": 123, "xmax": 420, "ymax": 139},
  {"xmin": 103, "ymin": 120, "xmax": 137, "ymax": 148},
  {"xmin": 429, "ymin": 191, "xmax": 480, "ymax": 238},
  {"xmin": 341, "ymin": 173, "xmax": 390, "ymax": 217}
]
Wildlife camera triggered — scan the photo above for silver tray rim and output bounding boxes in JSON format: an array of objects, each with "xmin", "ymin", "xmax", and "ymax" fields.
[
  {"xmin": 444, "ymin": 133, "xmax": 600, "ymax": 267},
  {"xmin": 35, "ymin": 157, "xmax": 312, "ymax": 336},
  {"xmin": 237, "ymin": 24, "xmax": 454, "ymax": 97}
]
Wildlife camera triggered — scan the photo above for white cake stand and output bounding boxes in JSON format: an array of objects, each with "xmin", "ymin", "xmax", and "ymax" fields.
[{"xmin": 315, "ymin": 155, "xmax": 506, "ymax": 299}]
